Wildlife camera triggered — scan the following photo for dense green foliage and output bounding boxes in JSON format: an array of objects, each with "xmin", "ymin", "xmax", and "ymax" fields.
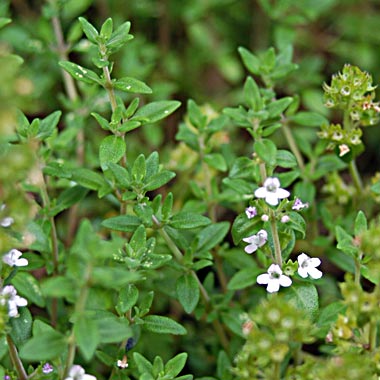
[{"xmin": 2, "ymin": 1, "xmax": 380, "ymax": 380}]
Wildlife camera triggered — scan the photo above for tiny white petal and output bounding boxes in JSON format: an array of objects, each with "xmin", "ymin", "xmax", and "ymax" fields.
[
  {"xmin": 297, "ymin": 267, "xmax": 308, "ymax": 278},
  {"xmin": 308, "ymin": 267, "xmax": 323, "ymax": 279},
  {"xmin": 265, "ymin": 193, "xmax": 280, "ymax": 206},
  {"xmin": 254, "ymin": 187, "xmax": 267, "ymax": 198},
  {"xmin": 266, "ymin": 280, "xmax": 280, "ymax": 293},
  {"xmin": 279, "ymin": 275, "xmax": 292, "ymax": 287},
  {"xmin": 257, "ymin": 273, "xmax": 270, "ymax": 284},
  {"xmin": 244, "ymin": 245, "xmax": 257, "ymax": 254},
  {"xmin": 276, "ymin": 188, "xmax": 290, "ymax": 199},
  {"xmin": 310, "ymin": 257, "xmax": 321, "ymax": 267}
]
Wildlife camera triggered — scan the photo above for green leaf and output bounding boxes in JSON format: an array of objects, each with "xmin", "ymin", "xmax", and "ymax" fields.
[
  {"xmin": 204, "ymin": 153, "xmax": 227, "ymax": 171},
  {"xmin": 227, "ymin": 267, "xmax": 261, "ymax": 290},
  {"xmin": 165, "ymin": 352, "xmax": 188, "ymax": 378},
  {"xmin": 88, "ymin": 311, "xmax": 132, "ymax": 343},
  {"xmin": 59, "ymin": 61, "xmax": 102, "ymax": 85},
  {"xmin": 132, "ymin": 101, "xmax": 181, "ymax": 124},
  {"xmin": 71, "ymin": 168, "xmax": 106, "ymax": 191},
  {"xmin": 371, "ymin": 181, "xmax": 380, "ymax": 194},
  {"xmin": 50, "ymin": 186, "xmax": 88, "ymax": 216},
  {"xmin": 116, "ymin": 284, "xmax": 139, "ymax": 315},
  {"xmin": 176, "ymin": 274, "xmax": 200, "ymax": 314},
  {"xmin": 100, "ymin": 18, "xmax": 113, "ymax": 40},
  {"xmin": 108, "ymin": 162, "xmax": 131, "ymax": 188},
  {"xmin": 78, "ymin": 17, "xmax": 99, "ymax": 44},
  {"xmin": 143, "ymin": 315, "xmax": 187, "ymax": 335},
  {"xmin": 114, "ymin": 77, "xmax": 152, "ymax": 94},
  {"xmin": 101, "ymin": 215, "xmax": 142, "ymax": 232},
  {"xmin": 19, "ymin": 327, "xmax": 66, "ymax": 361},
  {"xmin": 99, "ymin": 135, "xmax": 126, "ymax": 170},
  {"xmin": 195, "ymin": 222, "xmax": 230, "ymax": 253},
  {"xmin": 276, "ymin": 150, "xmax": 297, "ymax": 168},
  {"xmin": 254, "ymin": 138, "xmax": 277, "ymax": 166},
  {"xmin": 106, "ymin": 21, "xmax": 133, "ymax": 53},
  {"xmin": 162, "ymin": 193, "xmax": 173, "ymax": 221},
  {"xmin": 169, "ymin": 212, "xmax": 211, "ymax": 230},
  {"xmin": 336, "ymin": 226, "xmax": 358, "ymax": 257},
  {"xmin": 354, "ymin": 210, "xmax": 367, "ymax": 236},
  {"xmin": 132, "ymin": 154, "xmax": 146, "ymax": 182},
  {"xmin": 74, "ymin": 314, "xmax": 100, "ymax": 361},
  {"xmin": 37, "ymin": 110, "xmax": 61, "ymax": 140},
  {"xmin": 283, "ymin": 284, "xmax": 319, "ymax": 320},
  {"xmin": 91, "ymin": 112, "xmax": 110, "ymax": 130},
  {"xmin": 290, "ymin": 111, "xmax": 328, "ymax": 127},
  {"xmin": 316, "ymin": 301, "xmax": 346, "ymax": 337},
  {"xmin": 287, "ymin": 212, "xmax": 307, "ymax": 238},
  {"xmin": 0, "ymin": 18, "xmax": 11, "ymax": 30},
  {"xmin": 41, "ymin": 276, "xmax": 76, "ymax": 300},
  {"xmin": 9, "ymin": 307, "xmax": 32, "ymax": 346},
  {"xmin": 144, "ymin": 170, "xmax": 176, "ymax": 191},
  {"xmin": 133, "ymin": 352, "xmax": 153, "ymax": 373},
  {"xmin": 238, "ymin": 47, "xmax": 260, "ymax": 74},
  {"xmin": 188, "ymin": 99, "xmax": 207, "ymax": 129},
  {"xmin": 243, "ymin": 76, "xmax": 263, "ymax": 111},
  {"xmin": 43, "ymin": 161, "xmax": 72, "ymax": 179},
  {"xmin": 266, "ymin": 97, "xmax": 293, "ymax": 117},
  {"xmin": 91, "ymin": 267, "xmax": 140, "ymax": 289},
  {"xmin": 12, "ymin": 272, "xmax": 45, "ymax": 307}
]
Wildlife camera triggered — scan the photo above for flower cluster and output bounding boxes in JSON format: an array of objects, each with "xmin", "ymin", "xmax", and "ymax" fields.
[
  {"xmin": 320, "ymin": 65, "xmax": 380, "ymax": 159},
  {"xmin": 318, "ymin": 123, "xmax": 363, "ymax": 157},
  {"xmin": 241, "ymin": 177, "xmax": 322, "ymax": 293}
]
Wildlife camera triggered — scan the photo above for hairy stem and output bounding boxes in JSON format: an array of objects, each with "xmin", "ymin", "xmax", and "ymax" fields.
[{"xmin": 6, "ymin": 335, "xmax": 28, "ymax": 380}]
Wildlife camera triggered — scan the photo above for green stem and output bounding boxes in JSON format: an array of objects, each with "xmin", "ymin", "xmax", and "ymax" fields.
[
  {"xmin": 349, "ymin": 160, "xmax": 363, "ymax": 194},
  {"xmin": 63, "ymin": 265, "xmax": 92, "ymax": 378},
  {"xmin": 282, "ymin": 119, "xmax": 305, "ymax": 172},
  {"xmin": 6, "ymin": 335, "xmax": 28, "ymax": 380},
  {"xmin": 102, "ymin": 63, "xmax": 118, "ymax": 112},
  {"xmin": 369, "ymin": 317, "xmax": 377, "ymax": 351},
  {"xmin": 270, "ymin": 211, "xmax": 282, "ymax": 266},
  {"xmin": 273, "ymin": 362, "xmax": 281, "ymax": 380},
  {"xmin": 354, "ymin": 257, "xmax": 361, "ymax": 286}
]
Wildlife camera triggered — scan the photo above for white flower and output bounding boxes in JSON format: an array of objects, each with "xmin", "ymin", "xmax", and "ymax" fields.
[
  {"xmin": 245, "ymin": 206, "xmax": 257, "ymax": 219},
  {"xmin": 338, "ymin": 144, "xmax": 350, "ymax": 157},
  {"xmin": 257, "ymin": 264, "xmax": 292, "ymax": 293},
  {"xmin": 292, "ymin": 198, "xmax": 309, "ymax": 211},
  {"xmin": 0, "ymin": 285, "xmax": 28, "ymax": 317},
  {"xmin": 2, "ymin": 249, "xmax": 28, "ymax": 267},
  {"xmin": 254, "ymin": 177, "xmax": 290, "ymax": 206},
  {"xmin": 281, "ymin": 215, "xmax": 290, "ymax": 223},
  {"xmin": 65, "ymin": 365, "xmax": 97, "ymax": 380},
  {"xmin": 0, "ymin": 204, "xmax": 13, "ymax": 227},
  {"xmin": 242, "ymin": 229, "xmax": 268, "ymax": 254},
  {"xmin": 117, "ymin": 355, "xmax": 128, "ymax": 369},
  {"xmin": 297, "ymin": 253, "xmax": 322, "ymax": 279}
]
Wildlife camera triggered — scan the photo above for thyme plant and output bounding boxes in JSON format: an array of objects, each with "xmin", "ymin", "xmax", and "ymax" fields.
[{"xmin": 1, "ymin": 2, "xmax": 380, "ymax": 380}]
